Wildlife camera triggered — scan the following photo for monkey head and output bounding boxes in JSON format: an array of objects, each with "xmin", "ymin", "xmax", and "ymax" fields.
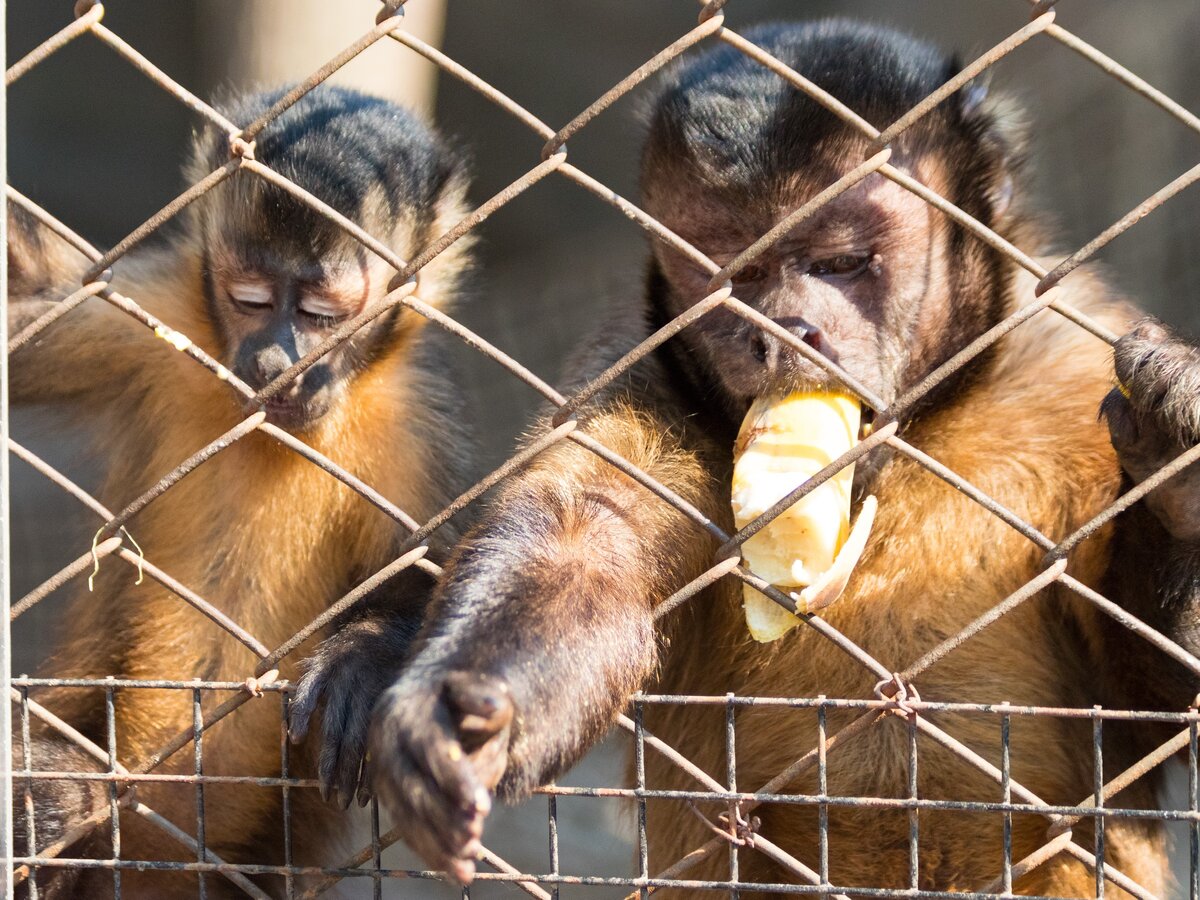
[
  {"xmin": 188, "ymin": 86, "xmax": 469, "ymax": 431},
  {"xmin": 642, "ymin": 21, "xmax": 1023, "ymax": 424}
]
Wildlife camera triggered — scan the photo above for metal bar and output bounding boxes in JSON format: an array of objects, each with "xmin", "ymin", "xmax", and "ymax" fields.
[
  {"xmin": 193, "ymin": 687, "xmax": 207, "ymax": 900},
  {"xmin": 1191, "ymin": 715, "xmax": 1199, "ymax": 899},
  {"xmin": 635, "ymin": 701, "xmax": 649, "ymax": 900},
  {"xmin": 1001, "ymin": 711, "xmax": 1013, "ymax": 895},
  {"xmin": 548, "ymin": 795, "xmax": 560, "ymax": 900},
  {"xmin": 18, "ymin": 690, "xmax": 34, "ymax": 900},
  {"xmin": 725, "ymin": 694, "xmax": 739, "ymax": 897},
  {"xmin": 281, "ymin": 694, "xmax": 295, "ymax": 900},
  {"xmin": 1093, "ymin": 713, "xmax": 1104, "ymax": 900},
  {"xmin": 0, "ymin": 22, "xmax": 12, "ymax": 892},
  {"xmin": 907, "ymin": 709, "xmax": 919, "ymax": 891},
  {"xmin": 873, "ymin": 12, "xmax": 1055, "ymax": 148},
  {"xmin": 817, "ymin": 700, "xmax": 829, "ymax": 885},
  {"xmin": 105, "ymin": 685, "xmax": 121, "ymax": 898},
  {"xmin": 5, "ymin": 2, "xmax": 103, "ymax": 86}
]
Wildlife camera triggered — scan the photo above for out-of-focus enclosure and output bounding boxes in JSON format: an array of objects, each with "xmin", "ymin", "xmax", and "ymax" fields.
[{"xmin": 7, "ymin": 1, "xmax": 1200, "ymax": 896}]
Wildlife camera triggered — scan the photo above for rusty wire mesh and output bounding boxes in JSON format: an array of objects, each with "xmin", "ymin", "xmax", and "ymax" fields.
[{"xmin": 5, "ymin": 0, "xmax": 1200, "ymax": 897}]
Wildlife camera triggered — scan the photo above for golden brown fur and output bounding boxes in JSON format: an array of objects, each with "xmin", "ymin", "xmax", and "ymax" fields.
[
  {"xmin": 9, "ymin": 158, "xmax": 472, "ymax": 897},
  {"xmin": 638, "ymin": 266, "xmax": 1165, "ymax": 896}
]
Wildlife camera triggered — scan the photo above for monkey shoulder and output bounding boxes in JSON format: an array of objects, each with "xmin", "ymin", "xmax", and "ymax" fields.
[{"xmin": 944, "ymin": 261, "xmax": 1135, "ymax": 459}]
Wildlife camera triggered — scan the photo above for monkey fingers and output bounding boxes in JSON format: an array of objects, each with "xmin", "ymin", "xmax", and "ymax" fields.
[
  {"xmin": 366, "ymin": 672, "xmax": 513, "ymax": 884},
  {"xmin": 289, "ymin": 617, "xmax": 419, "ymax": 808},
  {"xmin": 1104, "ymin": 317, "xmax": 1200, "ymax": 542}
]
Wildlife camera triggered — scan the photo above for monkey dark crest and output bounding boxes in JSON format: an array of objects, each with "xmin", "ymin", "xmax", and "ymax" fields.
[
  {"xmin": 8, "ymin": 84, "xmax": 479, "ymax": 897},
  {"xmin": 295, "ymin": 21, "xmax": 1200, "ymax": 896}
]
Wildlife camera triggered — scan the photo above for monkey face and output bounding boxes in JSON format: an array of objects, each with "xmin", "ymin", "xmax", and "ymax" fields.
[
  {"xmin": 185, "ymin": 86, "xmax": 470, "ymax": 434},
  {"xmin": 204, "ymin": 240, "xmax": 397, "ymax": 431},
  {"xmin": 650, "ymin": 160, "xmax": 965, "ymax": 414},
  {"xmin": 640, "ymin": 21, "xmax": 1015, "ymax": 422}
]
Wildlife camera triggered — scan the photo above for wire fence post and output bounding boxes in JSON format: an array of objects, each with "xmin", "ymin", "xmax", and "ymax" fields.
[{"xmin": 0, "ymin": 0, "xmax": 14, "ymax": 895}]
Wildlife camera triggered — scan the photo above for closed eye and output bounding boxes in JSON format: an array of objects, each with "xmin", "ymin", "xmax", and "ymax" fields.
[
  {"xmin": 299, "ymin": 292, "xmax": 350, "ymax": 326},
  {"xmin": 808, "ymin": 254, "xmax": 871, "ymax": 279},
  {"xmin": 227, "ymin": 281, "xmax": 273, "ymax": 310}
]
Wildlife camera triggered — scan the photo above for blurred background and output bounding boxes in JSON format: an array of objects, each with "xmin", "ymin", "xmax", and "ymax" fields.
[{"xmin": 8, "ymin": 1, "xmax": 1200, "ymax": 895}]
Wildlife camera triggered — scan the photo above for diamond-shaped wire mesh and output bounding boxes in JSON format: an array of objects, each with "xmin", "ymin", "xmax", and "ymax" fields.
[{"xmin": 5, "ymin": 1, "xmax": 1200, "ymax": 897}]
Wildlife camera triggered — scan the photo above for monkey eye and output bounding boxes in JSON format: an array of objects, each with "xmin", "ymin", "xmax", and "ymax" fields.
[
  {"xmin": 808, "ymin": 254, "xmax": 870, "ymax": 278},
  {"xmin": 298, "ymin": 293, "xmax": 350, "ymax": 325},
  {"xmin": 227, "ymin": 281, "xmax": 273, "ymax": 311}
]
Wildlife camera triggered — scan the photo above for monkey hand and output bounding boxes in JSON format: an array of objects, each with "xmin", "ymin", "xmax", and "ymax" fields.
[
  {"xmin": 288, "ymin": 617, "xmax": 418, "ymax": 809},
  {"xmin": 365, "ymin": 671, "xmax": 514, "ymax": 884},
  {"xmin": 1103, "ymin": 317, "xmax": 1200, "ymax": 542}
]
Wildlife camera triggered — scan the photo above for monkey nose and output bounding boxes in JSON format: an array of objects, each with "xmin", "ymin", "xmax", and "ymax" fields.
[
  {"xmin": 749, "ymin": 325, "xmax": 824, "ymax": 373},
  {"xmin": 253, "ymin": 345, "xmax": 301, "ymax": 387}
]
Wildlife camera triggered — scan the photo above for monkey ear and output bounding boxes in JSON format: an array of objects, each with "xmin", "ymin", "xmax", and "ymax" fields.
[{"xmin": 956, "ymin": 74, "xmax": 1024, "ymax": 222}]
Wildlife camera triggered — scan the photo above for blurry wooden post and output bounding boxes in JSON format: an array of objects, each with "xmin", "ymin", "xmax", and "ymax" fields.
[{"xmin": 195, "ymin": 0, "xmax": 446, "ymax": 117}]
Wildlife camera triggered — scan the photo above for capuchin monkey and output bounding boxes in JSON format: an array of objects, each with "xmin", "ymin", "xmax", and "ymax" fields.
[
  {"xmin": 8, "ymin": 86, "xmax": 475, "ymax": 898},
  {"xmin": 296, "ymin": 22, "xmax": 1199, "ymax": 895}
]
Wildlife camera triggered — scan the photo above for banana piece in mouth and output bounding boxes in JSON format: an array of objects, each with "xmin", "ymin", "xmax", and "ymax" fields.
[{"xmin": 731, "ymin": 392, "xmax": 877, "ymax": 642}]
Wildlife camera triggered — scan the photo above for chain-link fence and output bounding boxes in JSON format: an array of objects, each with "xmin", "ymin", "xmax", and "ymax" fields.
[{"xmin": 6, "ymin": 0, "xmax": 1200, "ymax": 897}]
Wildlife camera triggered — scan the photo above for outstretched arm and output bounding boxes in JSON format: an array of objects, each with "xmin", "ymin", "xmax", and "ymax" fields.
[
  {"xmin": 7, "ymin": 205, "xmax": 169, "ymax": 404},
  {"xmin": 1102, "ymin": 319, "xmax": 1200, "ymax": 707},
  {"xmin": 368, "ymin": 399, "xmax": 717, "ymax": 881}
]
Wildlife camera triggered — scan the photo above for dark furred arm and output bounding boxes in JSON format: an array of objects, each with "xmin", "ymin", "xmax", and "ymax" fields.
[
  {"xmin": 366, "ymin": 400, "xmax": 717, "ymax": 882},
  {"xmin": 1102, "ymin": 319, "xmax": 1200, "ymax": 707}
]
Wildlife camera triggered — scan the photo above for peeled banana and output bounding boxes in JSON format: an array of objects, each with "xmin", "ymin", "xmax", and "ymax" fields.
[{"xmin": 731, "ymin": 392, "xmax": 876, "ymax": 642}]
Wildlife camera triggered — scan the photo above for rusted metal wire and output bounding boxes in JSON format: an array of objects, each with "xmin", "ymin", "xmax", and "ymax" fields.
[{"xmin": 6, "ymin": 1, "xmax": 1200, "ymax": 897}]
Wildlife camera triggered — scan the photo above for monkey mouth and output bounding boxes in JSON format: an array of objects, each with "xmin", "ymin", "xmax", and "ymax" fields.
[{"xmin": 257, "ymin": 395, "xmax": 319, "ymax": 430}]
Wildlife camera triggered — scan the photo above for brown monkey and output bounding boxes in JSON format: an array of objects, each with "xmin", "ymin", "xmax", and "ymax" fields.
[
  {"xmin": 9, "ymin": 85, "xmax": 475, "ymax": 897},
  {"xmin": 295, "ymin": 22, "xmax": 1198, "ymax": 896}
]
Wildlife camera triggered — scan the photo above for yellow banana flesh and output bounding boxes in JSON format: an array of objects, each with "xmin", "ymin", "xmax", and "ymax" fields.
[{"xmin": 731, "ymin": 392, "xmax": 867, "ymax": 642}]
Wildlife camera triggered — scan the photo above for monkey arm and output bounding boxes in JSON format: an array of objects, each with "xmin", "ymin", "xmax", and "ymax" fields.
[
  {"xmin": 6, "ymin": 205, "xmax": 156, "ymax": 405},
  {"xmin": 7, "ymin": 292, "xmax": 165, "ymax": 405},
  {"xmin": 1101, "ymin": 318, "xmax": 1200, "ymax": 707},
  {"xmin": 362, "ymin": 398, "xmax": 717, "ymax": 882}
]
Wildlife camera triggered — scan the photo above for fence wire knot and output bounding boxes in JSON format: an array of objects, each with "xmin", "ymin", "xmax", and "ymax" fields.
[
  {"xmin": 242, "ymin": 669, "xmax": 277, "ymax": 698},
  {"xmin": 376, "ymin": 0, "xmax": 407, "ymax": 26},
  {"xmin": 73, "ymin": 0, "xmax": 101, "ymax": 20},
  {"xmin": 687, "ymin": 800, "xmax": 760, "ymax": 849},
  {"xmin": 874, "ymin": 672, "xmax": 920, "ymax": 717},
  {"xmin": 719, "ymin": 804, "xmax": 760, "ymax": 848},
  {"xmin": 228, "ymin": 133, "xmax": 257, "ymax": 161}
]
